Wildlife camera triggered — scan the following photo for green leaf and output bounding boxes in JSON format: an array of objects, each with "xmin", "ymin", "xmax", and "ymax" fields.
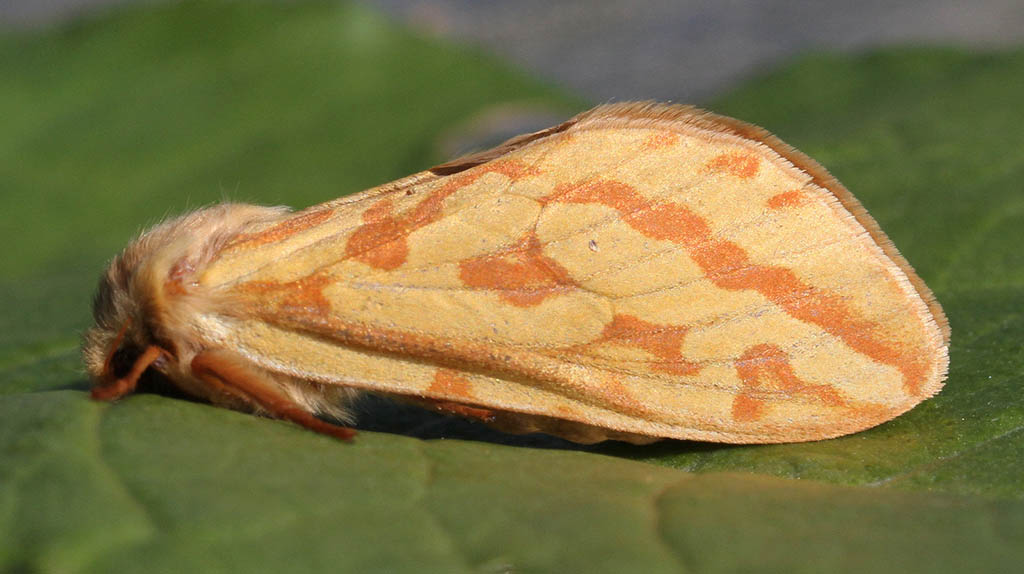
[{"xmin": 1, "ymin": 2, "xmax": 1022, "ymax": 572}]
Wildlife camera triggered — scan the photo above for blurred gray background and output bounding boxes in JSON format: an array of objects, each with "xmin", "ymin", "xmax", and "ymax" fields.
[{"xmin": 2, "ymin": 0, "xmax": 1023, "ymax": 102}]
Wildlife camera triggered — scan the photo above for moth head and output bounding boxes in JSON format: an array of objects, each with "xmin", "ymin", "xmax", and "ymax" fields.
[
  {"xmin": 82, "ymin": 235, "xmax": 171, "ymax": 397},
  {"xmin": 82, "ymin": 203, "xmax": 288, "ymax": 397}
]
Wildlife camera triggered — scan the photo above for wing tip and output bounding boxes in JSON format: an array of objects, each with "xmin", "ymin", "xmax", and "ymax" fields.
[{"xmin": 572, "ymin": 101, "xmax": 951, "ymax": 347}]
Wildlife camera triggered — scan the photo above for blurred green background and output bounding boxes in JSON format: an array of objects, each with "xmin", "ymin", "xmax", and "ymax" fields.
[{"xmin": 2, "ymin": 1, "xmax": 1023, "ymax": 572}]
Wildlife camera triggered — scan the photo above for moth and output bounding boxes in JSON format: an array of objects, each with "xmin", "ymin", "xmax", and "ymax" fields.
[{"xmin": 82, "ymin": 102, "xmax": 949, "ymax": 444}]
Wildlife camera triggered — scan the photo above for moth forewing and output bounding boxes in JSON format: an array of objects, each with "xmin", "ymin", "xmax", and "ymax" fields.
[{"xmin": 84, "ymin": 102, "xmax": 949, "ymax": 444}]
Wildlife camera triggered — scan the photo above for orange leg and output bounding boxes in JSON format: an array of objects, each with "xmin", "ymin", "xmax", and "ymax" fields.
[
  {"xmin": 190, "ymin": 350, "xmax": 356, "ymax": 441},
  {"xmin": 92, "ymin": 345, "xmax": 164, "ymax": 401},
  {"xmin": 428, "ymin": 400, "xmax": 496, "ymax": 423}
]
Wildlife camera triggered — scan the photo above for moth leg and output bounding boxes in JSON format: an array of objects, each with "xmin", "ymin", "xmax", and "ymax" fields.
[
  {"xmin": 91, "ymin": 345, "xmax": 165, "ymax": 401},
  {"xmin": 426, "ymin": 400, "xmax": 497, "ymax": 423},
  {"xmin": 190, "ymin": 350, "xmax": 356, "ymax": 441}
]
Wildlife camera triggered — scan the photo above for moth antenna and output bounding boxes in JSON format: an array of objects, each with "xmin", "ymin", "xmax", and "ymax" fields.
[
  {"xmin": 92, "ymin": 344, "xmax": 164, "ymax": 401},
  {"xmin": 191, "ymin": 351, "xmax": 356, "ymax": 441}
]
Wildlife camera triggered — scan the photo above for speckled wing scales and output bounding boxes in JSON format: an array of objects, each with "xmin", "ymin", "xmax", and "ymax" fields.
[{"xmin": 198, "ymin": 102, "xmax": 949, "ymax": 444}]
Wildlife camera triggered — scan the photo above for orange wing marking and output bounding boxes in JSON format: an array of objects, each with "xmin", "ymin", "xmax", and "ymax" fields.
[
  {"xmin": 345, "ymin": 198, "xmax": 409, "ymax": 270},
  {"xmin": 641, "ymin": 131, "xmax": 679, "ymax": 150},
  {"xmin": 732, "ymin": 344, "xmax": 844, "ymax": 422},
  {"xmin": 459, "ymin": 230, "xmax": 577, "ymax": 307},
  {"xmin": 345, "ymin": 160, "xmax": 541, "ymax": 270},
  {"xmin": 424, "ymin": 370, "xmax": 494, "ymax": 421},
  {"xmin": 228, "ymin": 208, "xmax": 335, "ymax": 249},
  {"xmin": 581, "ymin": 314, "xmax": 701, "ymax": 376},
  {"xmin": 427, "ymin": 369, "xmax": 476, "ymax": 401},
  {"xmin": 767, "ymin": 189, "xmax": 808, "ymax": 209},
  {"xmin": 238, "ymin": 271, "xmax": 334, "ymax": 316},
  {"xmin": 601, "ymin": 378, "xmax": 648, "ymax": 416},
  {"xmin": 706, "ymin": 153, "xmax": 760, "ymax": 179},
  {"xmin": 555, "ymin": 405, "xmax": 581, "ymax": 417},
  {"xmin": 547, "ymin": 179, "xmax": 928, "ymax": 395}
]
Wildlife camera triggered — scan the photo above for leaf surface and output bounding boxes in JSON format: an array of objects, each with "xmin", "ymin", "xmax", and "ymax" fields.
[{"xmin": 1, "ymin": 4, "xmax": 1022, "ymax": 572}]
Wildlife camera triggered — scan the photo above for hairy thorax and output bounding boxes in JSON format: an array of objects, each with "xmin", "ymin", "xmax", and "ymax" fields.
[{"xmin": 81, "ymin": 203, "xmax": 342, "ymax": 413}]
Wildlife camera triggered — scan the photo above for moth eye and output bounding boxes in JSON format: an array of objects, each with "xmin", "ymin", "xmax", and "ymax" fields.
[{"xmin": 107, "ymin": 343, "xmax": 143, "ymax": 381}]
